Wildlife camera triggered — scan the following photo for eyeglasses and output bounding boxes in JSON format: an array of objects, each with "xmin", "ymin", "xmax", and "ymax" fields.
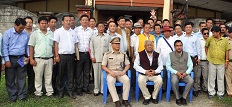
[{"xmin": 203, "ymin": 33, "xmax": 209, "ymax": 35}]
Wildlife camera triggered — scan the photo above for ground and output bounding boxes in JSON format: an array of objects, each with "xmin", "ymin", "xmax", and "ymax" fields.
[{"xmin": 0, "ymin": 75, "xmax": 231, "ymax": 107}]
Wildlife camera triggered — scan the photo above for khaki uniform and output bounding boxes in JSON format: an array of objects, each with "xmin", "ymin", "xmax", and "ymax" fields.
[
  {"xmin": 102, "ymin": 51, "xmax": 130, "ymax": 102},
  {"xmin": 90, "ymin": 33, "xmax": 111, "ymax": 94},
  {"xmin": 226, "ymin": 38, "xmax": 232, "ymax": 95}
]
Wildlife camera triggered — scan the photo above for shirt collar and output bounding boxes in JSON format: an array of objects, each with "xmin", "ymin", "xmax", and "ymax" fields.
[
  {"xmin": 13, "ymin": 27, "xmax": 26, "ymax": 34},
  {"xmin": 97, "ymin": 33, "xmax": 105, "ymax": 36},
  {"xmin": 38, "ymin": 29, "xmax": 50, "ymax": 35},
  {"xmin": 61, "ymin": 26, "xmax": 72, "ymax": 31},
  {"xmin": 145, "ymin": 50, "xmax": 153, "ymax": 56},
  {"xmin": 111, "ymin": 50, "xmax": 122, "ymax": 54}
]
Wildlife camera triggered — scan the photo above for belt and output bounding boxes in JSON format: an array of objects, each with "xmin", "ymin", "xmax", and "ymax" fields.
[
  {"xmin": 9, "ymin": 55, "xmax": 24, "ymax": 58},
  {"xmin": 79, "ymin": 52, "xmax": 89, "ymax": 54},
  {"xmin": 35, "ymin": 57, "xmax": 52, "ymax": 60},
  {"xmin": 229, "ymin": 60, "xmax": 232, "ymax": 62},
  {"xmin": 201, "ymin": 60, "xmax": 208, "ymax": 61},
  {"xmin": 139, "ymin": 72, "xmax": 160, "ymax": 76}
]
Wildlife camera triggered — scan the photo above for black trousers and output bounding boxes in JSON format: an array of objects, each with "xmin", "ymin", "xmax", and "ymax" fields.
[
  {"xmin": 52, "ymin": 64, "xmax": 58, "ymax": 94},
  {"xmin": 76, "ymin": 52, "xmax": 91, "ymax": 92},
  {"xmin": 162, "ymin": 66, "xmax": 167, "ymax": 90},
  {"xmin": 27, "ymin": 62, "xmax": 35, "ymax": 93},
  {"xmin": 56, "ymin": 54, "xmax": 74, "ymax": 94},
  {"xmin": 5, "ymin": 56, "xmax": 27, "ymax": 100}
]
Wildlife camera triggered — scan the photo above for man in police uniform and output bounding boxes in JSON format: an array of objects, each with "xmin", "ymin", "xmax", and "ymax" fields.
[{"xmin": 102, "ymin": 37, "xmax": 131, "ymax": 107}]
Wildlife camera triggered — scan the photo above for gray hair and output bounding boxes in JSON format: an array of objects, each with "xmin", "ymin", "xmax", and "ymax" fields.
[{"xmin": 144, "ymin": 40, "xmax": 153, "ymax": 46}]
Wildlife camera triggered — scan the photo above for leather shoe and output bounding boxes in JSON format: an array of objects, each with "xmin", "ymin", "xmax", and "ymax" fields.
[
  {"xmin": 143, "ymin": 99, "xmax": 150, "ymax": 105},
  {"xmin": 227, "ymin": 95, "xmax": 232, "ymax": 98},
  {"xmin": 58, "ymin": 93, "xmax": 64, "ymax": 99},
  {"xmin": 193, "ymin": 91, "xmax": 199, "ymax": 97},
  {"xmin": 122, "ymin": 100, "xmax": 131, "ymax": 107},
  {"xmin": 181, "ymin": 97, "xmax": 187, "ymax": 106},
  {"xmin": 94, "ymin": 92, "xmax": 100, "ymax": 96},
  {"xmin": 20, "ymin": 98, "xmax": 27, "ymax": 102},
  {"xmin": 68, "ymin": 92, "xmax": 76, "ymax": 99},
  {"xmin": 152, "ymin": 99, "xmax": 158, "ymax": 104},
  {"xmin": 76, "ymin": 91, "xmax": 83, "ymax": 96},
  {"xmin": 176, "ymin": 99, "xmax": 181, "ymax": 106},
  {"xmin": 10, "ymin": 99, "xmax": 16, "ymax": 103},
  {"xmin": 115, "ymin": 101, "xmax": 121, "ymax": 107},
  {"xmin": 48, "ymin": 95, "xmax": 55, "ymax": 98},
  {"xmin": 82, "ymin": 89, "xmax": 92, "ymax": 94}
]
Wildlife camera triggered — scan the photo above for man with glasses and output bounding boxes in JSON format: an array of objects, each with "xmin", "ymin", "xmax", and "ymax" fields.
[{"xmin": 198, "ymin": 28, "xmax": 210, "ymax": 92}]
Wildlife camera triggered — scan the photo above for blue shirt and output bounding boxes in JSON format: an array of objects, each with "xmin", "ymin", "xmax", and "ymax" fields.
[
  {"xmin": 194, "ymin": 32, "xmax": 203, "ymax": 38},
  {"xmin": 180, "ymin": 34, "xmax": 201, "ymax": 59},
  {"xmin": 2, "ymin": 27, "xmax": 29, "ymax": 61},
  {"xmin": 153, "ymin": 33, "xmax": 164, "ymax": 45},
  {"xmin": 0, "ymin": 33, "xmax": 5, "ymax": 64},
  {"xmin": 166, "ymin": 52, "xmax": 193, "ymax": 74}
]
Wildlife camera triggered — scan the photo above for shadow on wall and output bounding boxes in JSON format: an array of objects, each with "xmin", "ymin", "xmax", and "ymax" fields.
[
  {"xmin": 55, "ymin": 12, "xmax": 80, "ymax": 29},
  {"xmin": 0, "ymin": 5, "xmax": 38, "ymax": 34},
  {"xmin": 189, "ymin": 18, "xmax": 206, "ymax": 33}
]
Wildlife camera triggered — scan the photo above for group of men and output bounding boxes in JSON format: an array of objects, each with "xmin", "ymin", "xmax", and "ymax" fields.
[{"xmin": 0, "ymin": 11, "xmax": 232, "ymax": 107}]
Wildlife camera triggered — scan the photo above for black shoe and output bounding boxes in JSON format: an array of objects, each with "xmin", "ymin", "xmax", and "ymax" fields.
[
  {"xmin": 35, "ymin": 95, "xmax": 42, "ymax": 100},
  {"xmin": 48, "ymin": 95, "xmax": 55, "ymax": 98},
  {"xmin": 20, "ymin": 98, "xmax": 27, "ymax": 102},
  {"xmin": 10, "ymin": 99, "xmax": 16, "ymax": 103},
  {"xmin": 76, "ymin": 91, "xmax": 83, "ymax": 96},
  {"xmin": 176, "ymin": 99, "xmax": 181, "ymax": 106},
  {"xmin": 82, "ymin": 89, "xmax": 92, "ymax": 94},
  {"xmin": 193, "ymin": 91, "xmax": 199, "ymax": 97},
  {"xmin": 68, "ymin": 92, "xmax": 76, "ymax": 99},
  {"xmin": 181, "ymin": 98, "xmax": 187, "ymax": 106},
  {"xmin": 152, "ymin": 99, "xmax": 158, "ymax": 104},
  {"xmin": 58, "ymin": 93, "xmax": 64, "ymax": 99},
  {"xmin": 208, "ymin": 95, "xmax": 214, "ymax": 99},
  {"xmin": 115, "ymin": 101, "xmax": 121, "ymax": 107},
  {"xmin": 94, "ymin": 92, "xmax": 100, "ymax": 96},
  {"xmin": 122, "ymin": 100, "xmax": 131, "ymax": 107},
  {"xmin": 143, "ymin": 99, "xmax": 150, "ymax": 105}
]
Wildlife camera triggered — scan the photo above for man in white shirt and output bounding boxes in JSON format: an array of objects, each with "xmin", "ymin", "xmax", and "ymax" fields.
[
  {"xmin": 89, "ymin": 17, "xmax": 98, "ymax": 34},
  {"xmin": 173, "ymin": 24, "xmax": 183, "ymax": 40},
  {"xmin": 198, "ymin": 28, "xmax": 209, "ymax": 92},
  {"xmin": 134, "ymin": 40, "xmax": 163, "ymax": 105},
  {"xmin": 74, "ymin": 14, "xmax": 94, "ymax": 96},
  {"xmin": 47, "ymin": 16, "xmax": 57, "ymax": 32},
  {"xmin": 156, "ymin": 26, "xmax": 175, "ymax": 91},
  {"xmin": 130, "ymin": 23, "xmax": 142, "ymax": 61},
  {"xmin": 54, "ymin": 15, "xmax": 78, "ymax": 99}
]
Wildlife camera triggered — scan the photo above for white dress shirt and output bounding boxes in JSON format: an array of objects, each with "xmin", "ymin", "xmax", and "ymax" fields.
[
  {"xmin": 130, "ymin": 33, "xmax": 138, "ymax": 56},
  {"xmin": 173, "ymin": 34, "xmax": 184, "ymax": 41},
  {"xmin": 134, "ymin": 51, "xmax": 163, "ymax": 74},
  {"xmin": 199, "ymin": 37, "xmax": 207, "ymax": 60},
  {"xmin": 156, "ymin": 36, "xmax": 175, "ymax": 65},
  {"xmin": 120, "ymin": 28, "xmax": 128, "ymax": 52},
  {"xmin": 75, "ymin": 26, "xmax": 94, "ymax": 52},
  {"xmin": 54, "ymin": 26, "xmax": 78, "ymax": 54}
]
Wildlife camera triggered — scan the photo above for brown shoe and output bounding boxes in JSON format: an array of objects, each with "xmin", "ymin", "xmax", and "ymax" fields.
[
  {"xmin": 115, "ymin": 101, "xmax": 121, "ymax": 107},
  {"xmin": 227, "ymin": 95, "xmax": 232, "ymax": 98},
  {"xmin": 122, "ymin": 100, "xmax": 131, "ymax": 107}
]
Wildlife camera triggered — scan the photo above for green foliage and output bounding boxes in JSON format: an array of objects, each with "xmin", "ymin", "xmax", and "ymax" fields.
[{"xmin": 0, "ymin": 75, "xmax": 73, "ymax": 107}]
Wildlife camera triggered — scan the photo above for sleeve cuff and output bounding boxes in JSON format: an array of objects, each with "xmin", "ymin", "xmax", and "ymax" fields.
[{"xmin": 4, "ymin": 56, "xmax": 9, "ymax": 62}]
